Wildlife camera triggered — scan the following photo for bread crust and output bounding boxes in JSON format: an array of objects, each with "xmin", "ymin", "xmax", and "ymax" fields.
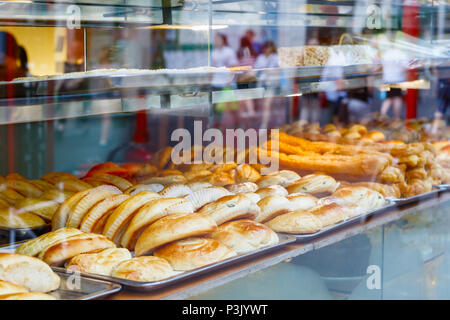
[
  {"xmin": 67, "ymin": 248, "xmax": 132, "ymax": 276},
  {"xmin": 135, "ymin": 213, "xmax": 217, "ymax": 256},
  {"xmin": 111, "ymin": 256, "xmax": 174, "ymax": 282}
]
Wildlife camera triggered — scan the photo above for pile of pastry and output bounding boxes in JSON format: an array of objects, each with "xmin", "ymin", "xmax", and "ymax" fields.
[
  {"xmin": 11, "ymin": 164, "xmax": 387, "ymax": 282},
  {"xmin": 0, "ymin": 252, "xmax": 59, "ymax": 300},
  {"xmin": 278, "ymin": 44, "xmax": 376, "ymax": 67},
  {"xmin": 259, "ymin": 129, "xmax": 447, "ymax": 198}
]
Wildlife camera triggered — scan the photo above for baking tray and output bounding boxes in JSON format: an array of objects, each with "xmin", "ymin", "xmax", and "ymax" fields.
[
  {"xmin": 41, "ymin": 234, "xmax": 295, "ymax": 292},
  {"xmin": 387, "ymin": 187, "xmax": 442, "ymax": 206},
  {"xmin": 0, "ymin": 224, "xmax": 51, "ymax": 242},
  {"xmin": 283, "ymin": 200, "xmax": 398, "ymax": 243},
  {"xmin": 0, "ymin": 242, "xmax": 122, "ymax": 300}
]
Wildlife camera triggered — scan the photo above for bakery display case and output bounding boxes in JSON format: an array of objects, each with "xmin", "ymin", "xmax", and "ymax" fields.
[{"xmin": 0, "ymin": 0, "xmax": 449, "ymax": 300}]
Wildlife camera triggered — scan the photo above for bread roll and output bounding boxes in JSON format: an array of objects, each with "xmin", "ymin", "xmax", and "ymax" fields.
[
  {"xmin": 0, "ymin": 280, "xmax": 28, "ymax": 295},
  {"xmin": 135, "ymin": 213, "xmax": 217, "ymax": 256},
  {"xmin": 0, "ymin": 209, "xmax": 46, "ymax": 229},
  {"xmin": 40, "ymin": 233, "xmax": 116, "ymax": 266},
  {"xmin": 16, "ymin": 227, "xmax": 83, "ymax": 257},
  {"xmin": 197, "ymin": 194, "xmax": 260, "ymax": 225},
  {"xmin": 331, "ymin": 186, "xmax": 385, "ymax": 211},
  {"xmin": 184, "ymin": 170, "xmax": 213, "ymax": 182},
  {"xmin": 256, "ymin": 185, "xmax": 288, "ymax": 198},
  {"xmin": 267, "ymin": 170, "xmax": 301, "ymax": 185},
  {"xmin": 224, "ymin": 182, "xmax": 258, "ymax": 194},
  {"xmin": 111, "ymin": 256, "xmax": 174, "ymax": 282},
  {"xmin": 67, "ymin": 248, "xmax": 132, "ymax": 276},
  {"xmin": 210, "ymin": 220, "xmax": 278, "ymax": 253},
  {"xmin": 256, "ymin": 175, "xmax": 288, "ymax": 188},
  {"xmin": 186, "ymin": 182, "xmax": 212, "ymax": 191},
  {"xmin": 286, "ymin": 174, "xmax": 339, "ymax": 194},
  {"xmin": 121, "ymin": 198, "xmax": 191, "ymax": 250},
  {"xmin": 256, "ymin": 195, "xmax": 292, "ymax": 223},
  {"xmin": 239, "ymin": 192, "xmax": 261, "ymax": 204},
  {"xmin": 154, "ymin": 237, "xmax": 237, "ymax": 271},
  {"xmin": 14, "ymin": 198, "xmax": 59, "ymax": 221},
  {"xmin": 159, "ymin": 184, "xmax": 192, "ymax": 198},
  {"xmin": 184, "ymin": 186, "xmax": 231, "ymax": 211},
  {"xmin": 286, "ymin": 193, "xmax": 318, "ymax": 211},
  {"xmin": 0, "ymin": 253, "xmax": 60, "ymax": 292},
  {"xmin": 103, "ymin": 191, "xmax": 161, "ymax": 243},
  {"xmin": 309, "ymin": 203, "xmax": 349, "ymax": 227},
  {"xmin": 149, "ymin": 146, "xmax": 173, "ymax": 170},
  {"xmin": 140, "ymin": 175, "xmax": 187, "ymax": 186},
  {"xmin": 235, "ymin": 164, "xmax": 261, "ymax": 183},
  {"xmin": 124, "ymin": 184, "xmax": 164, "ymax": 195},
  {"xmin": 265, "ymin": 210, "xmax": 323, "ymax": 234},
  {"xmin": 0, "ymin": 292, "xmax": 56, "ymax": 300}
]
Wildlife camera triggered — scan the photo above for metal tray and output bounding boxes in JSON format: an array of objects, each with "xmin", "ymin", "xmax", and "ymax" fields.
[
  {"xmin": 49, "ymin": 269, "xmax": 122, "ymax": 300},
  {"xmin": 49, "ymin": 233, "xmax": 296, "ymax": 292},
  {"xmin": 283, "ymin": 201, "xmax": 398, "ymax": 243},
  {"xmin": 0, "ymin": 243, "xmax": 122, "ymax": 300},
  {"xmin": 0, "ymin": 224, "xmax": 51, "ymax": 242},
  {"xmin": 388, "ymin": 187, "xmax": 442, "ymax": 206}
]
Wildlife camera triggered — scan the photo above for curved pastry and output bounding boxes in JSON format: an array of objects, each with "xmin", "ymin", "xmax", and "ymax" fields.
[
  {"xmin": 255, "ymin": 185, "xmax": 288, "ymax": 198},
  {"xmin": 111, "ymin": 256, "xmax": 174, "ymax": 282},
  {"xmin": 286, "ymin": 174, "xmax": 339, "ymax": 194},
  {"xmin": 67, "ymin": 248, "xmax": 132, "ymax": 276},
  {"xmin": 256, "ymin": 195, "xmax": 292, "ymax": 223}
]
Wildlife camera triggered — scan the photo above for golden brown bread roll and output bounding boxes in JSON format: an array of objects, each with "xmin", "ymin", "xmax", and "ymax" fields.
[
  {"xmin": 255, "ymin": 185, "xmax": 288, "ymax": 198},
  {"xmin": 343, "ymin": 182, "xmax": 401, "ymax": 199},
  {"xmin": 14, "ymin": 198, "xmax": 59, "ymax": 221},
  {"xmin": 79, "ymin": 194, "xmax": 130, "ymax": 233},
  {"xmin": 16, "ymin": 228, "xmax": 83, "ymax": 257},
  {"xmin": 184, "ymin": 186, "xmax": 231, "ymax": 211},
  {"xmin": 111, "ymin": 256, "xmax": 174, "ymax": 282},
  {"xmin": 149, "ymin": 146, "xmax": 173, "ymax": 170},
  {"xmin": 186, "ymin": 182, "xmax": 213, "ymax": 191},
  {"xmin": 67, "ymin": 248, "xmax": 132, "ymax": 276},
  {"xmin": 52, "ymin": 188, "xmax": 95, "ymax": 230},
  {"xmin": 121, "ymin": 198, "xmax": 193, "ymax": 250},
  {"xmin": 265, "ymin": 210, "xmax": 323, "ymax": 234},
  {"xmin": 364, "ymin": 131, "xmax": 385, "ymax": 142},
  {"xmin": 0, "ymin": 253, "xmax": 60, "ymax": 292},
  {"xmin": 82, "ymin": 174, "xmax": 132, "ymax": 192},
  {"xmin": 0, "ymin": 292, "xmax": 56, "ymax": 300},
  {"xmin": 286, "ymin": 174, "xmax": 339, "ymax": 195},
  {"xmin": 184, "ymin": 170, "xmax": 213, "ymax": 182},
  {"xmin": 41, "ymin": 172, "xmax": 78, "ymax": 185},
  {"xmin": 266, "ymin": 170, "xmax": 301, "ymax": 185},
  {"xmin": 256, "ymin": 195, "xmax": 292, "ymax": 223},
  {"xmin": 39, "ymin": 233, "xmax": 116, "ymax": 266},
  {"xmin": 256, "ymin": 175, "xmax": 288, "ymax": 188},
  {"xmin": 210, "ymin": 220, "xmax": 278, "ymax": 253},
  {"xmin": 159, "ymin": 184, "xmax": 192, "ymax": 198},
  {"xmin": 197, "ymin": 171, "xmax": 235, "ymax": 187},
  {"xmin": 235, "ymin": 164, "xmax": 262, "ymax": 183},
  {"xmin": 154, "ymin": 237, "xmax": 237, "ymax": 271},
  {"xmin": 135, "ymin": 213, "xmax": 218, "ymax": 256},
  {"xmin": 0, "ymin": 208, "xmax": 46, "ymax": 229},
  {"xmin": 0, "ymin": 280, "xmax": 28, "ymax": 295},
  {"xmin": 224, "ymin": 182, "xmax": 258, "ymax": 194},
  {"xmin": 102, "ymin": 191, "xmax": 161, "ymax": 243},
  {"xmin": 197, "ymin": 194, "xmax": 260, "ymax": 225},
  {"xmin": 286, "ymin": 193, "xmax": 318, "ymax": 211},
  {"xmin": 124, "ymin": 184, "xmax": 164, "ymax": 195},
  {"xmin": 139, "ymin": 175, "xmax": 187, "ymax": 186},
  {"xmin": 331, "ymin": 186, "xmax": 385, "ymax": 211}
]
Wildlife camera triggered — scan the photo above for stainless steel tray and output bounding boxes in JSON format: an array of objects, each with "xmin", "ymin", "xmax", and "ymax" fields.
[
  {"xmin": 50, "ymin": 269, "xmax": 122, "ymax": 300},
  {"xmin": 0, "ymin": 242, "xmax": 122, "ymax": 300},
  {"xmin": 283, "ymin": 201, "xmax": 398, "ymax": 243},
  {"xmin": 388, "ymin": 187, "xmax": 442, "ymax": 206},
  {"xmin": 51, "ymin": 234, "xmax": 295, "ymax": 292},
  {"xmin": 0, "ymin": 224, "xmax": 51, "ymax": 242}
]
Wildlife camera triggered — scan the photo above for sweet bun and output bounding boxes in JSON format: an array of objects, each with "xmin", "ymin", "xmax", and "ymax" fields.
[
  {"xmin": 331, "ymin": 186, "xmax": 385, "ymax": 211},
  {"xmin": 256, "ymin": 196, "xmax": 292, "ymax": 223},
  {"xmin": 135, "ymin": 213, "xmax": 217, "ymax": 256},
  {"xmin": 140, "ymin": 175, "xmax": 187, "ymax": 186},
  {"xmin": 0, "ymin": 253, "xmax": 60, "ymax": 292},
  {"xmin": 365, "ymin": 131, "xmax": 385, "ymax": 142},
  {"xmin": 16, "ymin": 228, "xmax": 83, "ymax": 257},
  {"xmin": 286, "ymin": 193, "xmax": 318, "ymax": 211},
  {"xmin": 186, "ymin": 182, "xmax": 213, "ymax": 191},
  {"xmin": 0, "ymin": 209, "xmax": 46, "ymax": 229},
  {"xmin": 286, "ymin": 174, "xmax": 339, "ymax": 194},
  {"xmin": 255, "ymin": 185, "xmax": 288, "ymax": 198},
  {"xmin": 267, "ymin": 170, "xmax": 301, "ymax": 185},
  {"xmin": 121, "ymin": 198, "xmax": 191, "ymax": 250},
  {"xmin": 124, "ymin": 184, "xmax": 164, "ymax": 195},
  {"xmin": 197, "ymin": 194, "xmax": 260, "ymax": 225},
  {"xmin": 308, "ymin": 203, "xmax": 349, "ymax": 227},
  {"xmin": 67, "ymin": 248, "xmax": 132, "ymax": 276},
  {"xmin": 40, "ymin": 233, "xmax": 116, "ymax": 266},
  {"xmin": 184, "ymin": 170, "xmax": 213, "ymax": 182},
  {"xmin": 159, "ymin": 184, "xmax": 192, "ymax": 198},
  {"xmin": 0, "ymin": 292, "xmax": 56, "ymax": 300},
  {"xmin": 149, "ymin": 146, "xmax": 173, "ymax": 169},
  {"xmin": 210, "ymin": 219, "xmax": 279, "ymax": 253},
  {"xmin": 235, "ymin": 164, "xmax": 262, "ymax": 183},
  {"xmin": 256, "ymin": 175, "xmax": 288, "ymax": 188},
  {"xmin": 240, "ymin": 192, "xmax": 261, "ymax": 204},
  {"xmin": 265, "ymin": 210, "xmax": 323, "ymax": 234},
  {"xmin": 224, "ymin": 182, "xmax": 258, "ymax": 194},
  {"xmin": 111, "ymin": 256, "xmax": 174, "ymax": 282},
  {"xmin": 0, "ymin": 280, "xmax": 28, "ymax": 295},
  {"xmin": 154, "ymin": 237, "xmax": 237, "ymax": 271},
  {"xmin": 184, "ymin": 187, "xmax": 231, "ymax": 211}
]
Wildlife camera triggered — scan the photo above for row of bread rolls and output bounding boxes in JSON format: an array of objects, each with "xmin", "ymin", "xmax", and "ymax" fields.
[{"xmin": 0, "ymin": 253, "xmax": 59, "ymax": 300}]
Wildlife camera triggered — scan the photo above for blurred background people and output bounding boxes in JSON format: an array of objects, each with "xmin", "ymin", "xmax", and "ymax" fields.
[
  {"xmin": 380, "ymin": 39, "xmax": 409, "ymax": 119},
  {"xmin": 0, "ymin": 31, "xmax": 20, "ymax": 82},
  {"xmin": 255, "ymin": 41, "xmax": 280, "ymax": 129}
]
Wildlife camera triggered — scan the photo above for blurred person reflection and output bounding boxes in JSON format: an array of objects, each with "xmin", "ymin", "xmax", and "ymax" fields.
[
  {"xmin": 433, "ymin": 77, "xmax": 450, "ymax": 127},
  {"xmin": 212, "ymin": 33, "xmax": 239, "ymax": 130},
  {"xmin": 0, "ymin": 31, "xmax": 20, "ymax": 82},
  {"xmin": 380, "ymin": 40, "xmax": 409, "ymax": 119},
  {"xmin": 254, "ymin": 41, "xmax": 280, "ymax": 129},
  {"xmin": 346, "ymin": 86, "xmax": 372, "ymax": 124}
]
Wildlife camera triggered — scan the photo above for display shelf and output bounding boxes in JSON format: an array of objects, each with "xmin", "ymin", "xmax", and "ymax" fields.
[
  {"xmin": 1, "ymin": 61, "xmax": 448, "ymax": 124},
  {"xmin": 108, "ymin": 192, "xmax": 450, "ymax": 300}
]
